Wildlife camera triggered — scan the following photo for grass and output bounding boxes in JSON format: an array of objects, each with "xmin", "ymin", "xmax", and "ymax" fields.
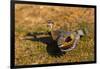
[{"xmin": 15, "ymin": 4, "xmax": 95, "ymax": 65}]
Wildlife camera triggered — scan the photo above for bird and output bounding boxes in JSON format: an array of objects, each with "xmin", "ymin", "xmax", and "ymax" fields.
[
  {"xmin": 25, "ymin": 20, "xmax": 88, "ymax": 52},
  {"xmin": 47, "ymin": 20, "xmax": 88, "ymax": 52}
]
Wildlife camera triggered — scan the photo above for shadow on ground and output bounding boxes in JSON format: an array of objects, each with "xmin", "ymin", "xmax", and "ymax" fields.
[{"xmin": 24, "ymin": 35, "xmax": 65, "ymax": 57}]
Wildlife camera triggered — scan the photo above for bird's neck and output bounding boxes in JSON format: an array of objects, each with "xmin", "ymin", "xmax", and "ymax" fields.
[{"xmin": 48, "ymin": 24, "xmax": 53, "ymax": 31}]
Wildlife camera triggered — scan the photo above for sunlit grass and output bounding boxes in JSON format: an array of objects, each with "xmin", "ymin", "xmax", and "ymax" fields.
[{"xmin": 15, "ymin": 4, "xmax": 95, "ymax": 65}]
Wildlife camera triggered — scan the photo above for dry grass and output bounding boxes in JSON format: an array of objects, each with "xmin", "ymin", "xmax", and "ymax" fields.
[{"xmin": 15, "ymin": 4, "xmax": 95, "ymax": 65}]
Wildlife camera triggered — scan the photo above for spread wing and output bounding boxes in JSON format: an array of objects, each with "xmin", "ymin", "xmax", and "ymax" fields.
[{"xmin": 57, "ymin": 32, "xmax": 79, "ymax": 51}]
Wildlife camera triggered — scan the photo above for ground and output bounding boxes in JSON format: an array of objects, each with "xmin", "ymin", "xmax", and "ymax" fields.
[{"xmin": 15, "ymin": 4, "xmax": 95, "ymax": 65}]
